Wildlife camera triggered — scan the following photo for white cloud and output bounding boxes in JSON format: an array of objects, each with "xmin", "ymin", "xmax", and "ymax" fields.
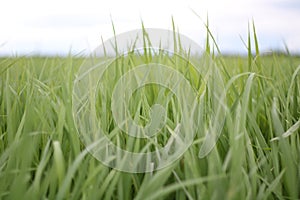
[{"xmin": 0, "ymin": 0, "xmax": 299, "ymax": 55}]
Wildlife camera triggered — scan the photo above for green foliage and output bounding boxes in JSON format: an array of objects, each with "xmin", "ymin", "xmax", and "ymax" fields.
[{"xmin": 0, "ymin": 25, "xmax": 300, "ymax": 200}]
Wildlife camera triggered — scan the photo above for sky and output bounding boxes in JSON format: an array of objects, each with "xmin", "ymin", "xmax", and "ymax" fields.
[{"xmin": 0, "ymin": 0, "xmax": 300, "ymax": 56}]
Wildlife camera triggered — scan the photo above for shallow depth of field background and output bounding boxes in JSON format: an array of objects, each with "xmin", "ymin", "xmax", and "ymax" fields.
[
  {"xmin": 0, "ymin": 0, "xmax": 300, "ymax": 200},
  {"xmin": 0, "ymin": 0, "xmax": 300, "ymax": 56}
]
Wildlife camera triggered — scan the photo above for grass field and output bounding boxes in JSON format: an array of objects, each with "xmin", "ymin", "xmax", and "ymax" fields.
[{"xmin": 0, "ymin": 27, "xmax": 300, "ymax": 199}]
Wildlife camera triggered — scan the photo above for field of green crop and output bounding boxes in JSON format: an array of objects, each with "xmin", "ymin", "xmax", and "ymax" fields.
[{"xmin": 0, "ymin": 27, "xmax": 300, "ymax": 199}]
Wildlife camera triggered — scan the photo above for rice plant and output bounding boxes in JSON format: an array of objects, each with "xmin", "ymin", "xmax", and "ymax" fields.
[{"xmin": 0, "ymin": 22, "xmax": 299, "ymax": 200}]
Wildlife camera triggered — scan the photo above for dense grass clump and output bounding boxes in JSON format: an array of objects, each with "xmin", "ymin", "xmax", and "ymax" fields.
[{"xmin": 0, "ymin": 28, "xmax": 300, "ymax": 199}]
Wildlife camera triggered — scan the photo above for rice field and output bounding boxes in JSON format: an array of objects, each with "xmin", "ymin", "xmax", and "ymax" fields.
[{"xmin": 0, "ymin": 26, "xmax": 300, "ymax": 199}]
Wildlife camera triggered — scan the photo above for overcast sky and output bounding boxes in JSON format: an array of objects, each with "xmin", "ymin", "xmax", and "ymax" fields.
[{"xmin": 0, "ymin": 0, "xmax": 299, "ymax": 55}]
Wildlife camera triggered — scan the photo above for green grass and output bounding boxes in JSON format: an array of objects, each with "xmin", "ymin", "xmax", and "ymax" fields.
[{"xmin": 0, "ymin": 26, "xmax": 300, "ymax": 200}]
